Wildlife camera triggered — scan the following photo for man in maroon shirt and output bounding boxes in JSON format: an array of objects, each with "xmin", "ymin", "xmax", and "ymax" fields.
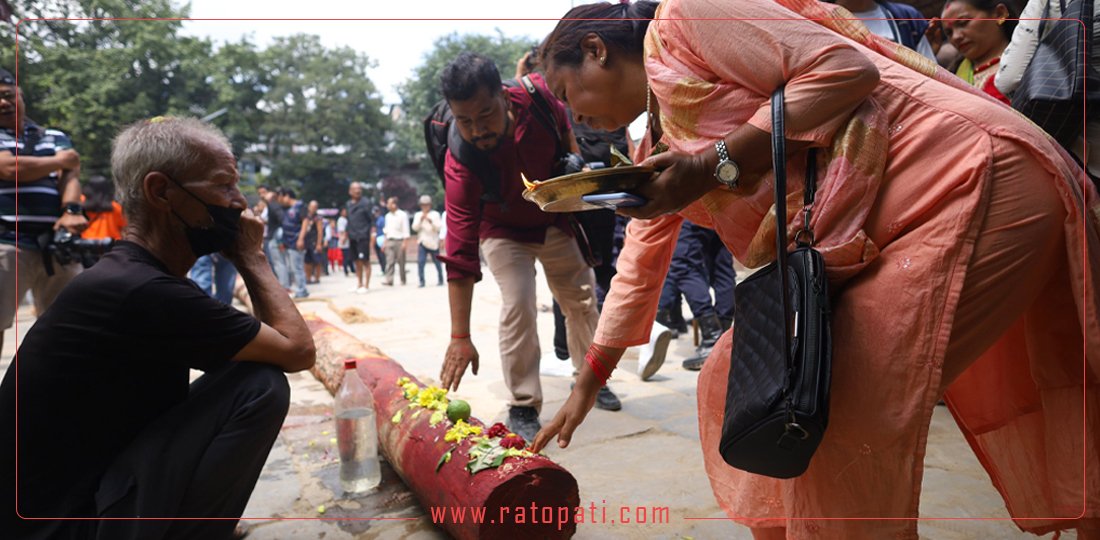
[{"xmin": 436, "ymin": 53, "xmax": 621, "ymax": 443}]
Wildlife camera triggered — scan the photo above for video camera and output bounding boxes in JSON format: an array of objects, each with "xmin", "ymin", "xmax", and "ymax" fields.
[{"xmin": 43, "ymin": 229, "xmax": 113, "ymax": 273}]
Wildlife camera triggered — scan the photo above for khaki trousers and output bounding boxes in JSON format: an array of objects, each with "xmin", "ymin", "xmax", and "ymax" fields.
[
  {"xmin": 0, "ymin": 242, "xmax": 81, "ymax": 329},
  {"xmin": 383, "ymin": 238, "xmax": 407, "ymax": 285},
  {"xmin": 480, "ymin": 228, "xmax": 598, "ymax": 411}
]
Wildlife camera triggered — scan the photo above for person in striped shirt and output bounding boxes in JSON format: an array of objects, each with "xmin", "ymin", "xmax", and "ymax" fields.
[{"xmin": 0, "ymin": 67, "xmax": 87, "ymax": 353}]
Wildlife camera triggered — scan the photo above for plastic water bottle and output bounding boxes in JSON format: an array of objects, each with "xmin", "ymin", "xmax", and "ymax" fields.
[{"xmin": 335, "ymin": 360, "xmax": 381, "ymax": 493}]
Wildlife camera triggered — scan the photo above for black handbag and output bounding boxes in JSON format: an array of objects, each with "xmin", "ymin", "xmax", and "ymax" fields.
[
  {"xmin": 1010, "ymin": 0, "xmax": 1100, "ymax": 147},
  {"xmin": 718, "ymin": 87, "xmax": 832, "ymax": 479}
]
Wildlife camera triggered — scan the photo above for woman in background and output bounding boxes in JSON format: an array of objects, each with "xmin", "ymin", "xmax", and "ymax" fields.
[
  {"xmin": 81, "ymin": 174, "xmax": 126, "ymax": 240},
  {"xmin": 940, "ymin": 0, "xmax": 1020, "ymax": 103}
]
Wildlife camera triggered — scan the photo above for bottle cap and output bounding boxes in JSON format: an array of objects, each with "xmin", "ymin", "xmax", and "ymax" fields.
[{"xmin": 344, "ymin": 360, "xmax": 357, "ymax": 370}]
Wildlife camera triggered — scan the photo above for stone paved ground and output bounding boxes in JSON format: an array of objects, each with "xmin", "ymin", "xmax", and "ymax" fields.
[{"xmin": 1, "ymin": 260, "xmax": 1077, "ymax": 539}]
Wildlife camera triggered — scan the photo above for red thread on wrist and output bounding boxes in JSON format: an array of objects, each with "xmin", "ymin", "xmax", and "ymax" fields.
[
  {"xmin": 585, "ymin": 348, "xmax": 612, "ymax": 384},
  {"xmin": 451, "ymin": 333, "xmax": 470, "ymax": 340}
]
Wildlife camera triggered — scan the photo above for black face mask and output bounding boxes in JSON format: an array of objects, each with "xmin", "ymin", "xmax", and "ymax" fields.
[{"xmin": 166, "ymin": 176, "xmax": 242, "ymax": 257}]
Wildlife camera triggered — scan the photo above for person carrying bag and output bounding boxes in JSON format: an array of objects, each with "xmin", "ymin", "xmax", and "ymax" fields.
[{"xmin": 719, "ymin": 88, "xmax": 832, "ymax": 479}]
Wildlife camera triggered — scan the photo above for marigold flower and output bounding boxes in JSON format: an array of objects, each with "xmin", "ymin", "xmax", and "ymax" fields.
[{"xmin": 444, "ymin": 419, "xmax": 483, "ymax": 443}]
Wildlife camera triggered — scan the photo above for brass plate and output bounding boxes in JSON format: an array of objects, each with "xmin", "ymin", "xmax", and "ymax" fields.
[{"xmin": 521, "ymin": 166, "xmax": 655, "ymax": 212}]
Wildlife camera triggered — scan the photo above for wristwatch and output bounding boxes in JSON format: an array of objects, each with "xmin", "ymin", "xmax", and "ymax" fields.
[
  {"xmin": 714, "ymin": 140, "xmax": 741, "ymax": 189},
  {"xmin": 62, "ymin": 202, "xmax": 84, "ymax": 215}
]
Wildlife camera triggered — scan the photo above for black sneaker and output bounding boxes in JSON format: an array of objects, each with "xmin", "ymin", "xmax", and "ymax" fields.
[
  {"xmin": 595, "ymin": 385, "xmax": 622, "ymax": 411},
  {"xmin": 682, "ymin": 356, "xmax": 706, "ymax": 371},
  {"xmin": 507, "ymin": 406, "xmax": 541, "ymax": 444}
]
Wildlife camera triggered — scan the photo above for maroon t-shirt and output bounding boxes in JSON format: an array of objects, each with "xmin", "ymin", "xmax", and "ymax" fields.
[{"xmin": 440, "ymin": 73, "xmax": 572, "ymax": 282}]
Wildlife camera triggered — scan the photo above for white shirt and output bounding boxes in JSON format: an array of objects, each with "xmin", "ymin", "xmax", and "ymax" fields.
[
  {"xmin": 412, "ymin": 209, "xmax": 443, "ymax": 251},
  {"xmin": 336, "ymin": 216, "xmax": 349, "ymax": 248},
  {"xmin": 997, "ymin": 0, "xmax": 1100, "ymax": 175},
  {"xmin": 383, "ymin": 209, "xmax": 410, "ymax": 240}
]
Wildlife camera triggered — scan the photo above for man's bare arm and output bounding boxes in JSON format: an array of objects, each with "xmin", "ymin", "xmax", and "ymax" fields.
[
  {"xmin": 54, "ymin": 164, "xmax": 87, "ymax": 233},
  {"xmin": 0, "ymin": 149, "xmax": 80, "ymax": 181},
  {"xmin": 229, "ymin": 210, "xmax": 315, "ymax": 372}
]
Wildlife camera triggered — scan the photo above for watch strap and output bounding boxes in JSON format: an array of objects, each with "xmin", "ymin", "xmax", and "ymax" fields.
[{"xmin": 716, "ymin": 140, "xmax": 730, "ymax": 163}]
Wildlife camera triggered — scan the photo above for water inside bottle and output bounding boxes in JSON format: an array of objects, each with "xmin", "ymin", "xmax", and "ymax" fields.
[{"xmin": 335, "ymin": 407, "xmax": 380, "ymax": 493}]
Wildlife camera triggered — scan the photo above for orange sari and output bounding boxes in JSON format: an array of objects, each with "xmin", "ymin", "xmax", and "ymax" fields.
[{"xmin": 594, "ymin": 0, "xmax": 1100, "ymax": 537}]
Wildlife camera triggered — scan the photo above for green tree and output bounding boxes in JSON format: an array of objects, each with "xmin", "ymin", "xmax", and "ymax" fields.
[
  {"xmin": 255, "ymin": 34, "xmax": 392, "ymax": 208},
  {"xmin": 1, "ymin": 0, "xmax": 217, "ymax": 177},
  {"xmin": 208, "ymin": 38, "xmax": 269, "ymax": 160},
  {"xmin": 393, "ymin": 31, "xmax": 538, "ymax": 207}
]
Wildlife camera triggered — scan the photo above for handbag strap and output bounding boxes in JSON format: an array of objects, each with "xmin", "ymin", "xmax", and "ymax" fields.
[
  {"xmin": 770, "ymin": 87, "xmax": 820, "ymax": 443},
  {"xmin": 770, "ymin": 87, "xmax": 795, "ymax": 418}
]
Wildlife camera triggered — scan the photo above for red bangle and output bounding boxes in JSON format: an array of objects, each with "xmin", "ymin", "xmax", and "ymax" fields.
[
  {"xmin": 585, "ymin": 347, "xmax": 613, "ymax": 384},
  {"xmin": 592, "ymin": 346, "xmax": 614, "ymax": 373},
  {"xmin": 585, "ymin": 352, "xmax": 609, "ymax": 383},
  {"xmin": 451, "ymin": 333, "xmax": 470, "ymax": 340}
]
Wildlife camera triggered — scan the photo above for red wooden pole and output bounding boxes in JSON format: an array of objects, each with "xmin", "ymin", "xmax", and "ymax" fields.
[{"xmin": 305, "ymin": 315, "xmax": 579, "ymax": 539}]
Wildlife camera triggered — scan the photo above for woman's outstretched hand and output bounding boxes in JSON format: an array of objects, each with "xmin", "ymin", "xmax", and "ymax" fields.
[
  {"xmin": 620, "ymin": 151, "xmax": 717, "ymax": 219},
  {"xmin": 531, "ymin": 371, "xmax": 602, "ymax": 452}
]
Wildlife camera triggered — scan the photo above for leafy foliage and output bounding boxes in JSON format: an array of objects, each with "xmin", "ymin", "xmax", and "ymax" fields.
[
  {"xmin": 3, "ymin": 0, "xmax": 211, "ymax": 177},
  {"xmin": 1, "ymin": 2, "xmax": 543, "ymax": 212},
  {"xmin": 393, "ymin": 31, "xmax": 538, "ymax": 209},
  {"xmin": 254, "ymin": 35, "xmax": 390, "ymax": 207}
]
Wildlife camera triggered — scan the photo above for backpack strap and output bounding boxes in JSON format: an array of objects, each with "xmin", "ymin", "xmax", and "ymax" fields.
[{"xmin": 518, "ymin": 75, "xmax": 566, "ymax": 161}]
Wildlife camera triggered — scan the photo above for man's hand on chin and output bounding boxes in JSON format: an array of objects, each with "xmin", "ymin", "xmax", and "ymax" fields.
[{"xmin": 225, "ymin": 208, "xmax": 265, "ymax": 262}]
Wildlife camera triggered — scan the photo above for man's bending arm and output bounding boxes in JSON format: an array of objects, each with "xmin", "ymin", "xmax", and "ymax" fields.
[
  {"xmin": 228, "ymin": 211, "xmax": 316, "ymax": 372},
  {"xmin": 0, "ymin": 149, "xmax": 79, "ymax": 181}
]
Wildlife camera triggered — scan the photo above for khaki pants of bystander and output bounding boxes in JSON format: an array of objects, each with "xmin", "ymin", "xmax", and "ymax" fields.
[
  {"xmin": 0, "ymin": 242, "xmax": 81, "ymax": 331},
  {"xmin": 383, "ymin": 238, "xmax": 407, "ymax": 285},
  {"xmin": 480, "ymin": 227, "xmax": 598, "ymax": 412}
]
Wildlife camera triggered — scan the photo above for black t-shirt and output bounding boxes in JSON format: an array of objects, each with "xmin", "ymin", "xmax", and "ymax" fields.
[
  {"xmin": 265, "ymin": 201, "xmax": 285, "ymax": 241},
  {"xmin": 345, "ymin": 198, "xmax": 373, "ymax": 241},
  {"xmin": 303, "ymin": 214, "xmax": 321, "ymax": 248},
  {"xmin": 0, "ymin": 241, "xmax": 261, "ymax": 539}
]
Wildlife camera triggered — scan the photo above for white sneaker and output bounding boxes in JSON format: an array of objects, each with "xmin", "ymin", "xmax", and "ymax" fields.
[
  {"xmin": 356, "ymin": 287, "xmax": 368, "ymax": 294},
  {"xmin": 349, "ymin": 286, "xmax": 361, "ymax": 293},
  {"xmin": 637, "ymin": 323, "xmax": 672, "ymax": 381}
]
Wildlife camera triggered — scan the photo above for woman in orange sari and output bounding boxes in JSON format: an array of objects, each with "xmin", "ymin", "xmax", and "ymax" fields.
[{"xmin": 530, "ymin": 1, "xmax": 1100, "ymax": 538}]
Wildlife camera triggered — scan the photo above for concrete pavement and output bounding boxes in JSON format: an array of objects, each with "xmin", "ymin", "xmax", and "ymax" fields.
[{"xmin": 0, "ymin": 260, "xmax": 1071, "ymax": 539}]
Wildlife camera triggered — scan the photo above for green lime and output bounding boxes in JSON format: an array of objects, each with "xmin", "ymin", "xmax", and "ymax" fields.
[{"xmin": 446, "ymin": 399, "xmax": 471, "ymax": 423}]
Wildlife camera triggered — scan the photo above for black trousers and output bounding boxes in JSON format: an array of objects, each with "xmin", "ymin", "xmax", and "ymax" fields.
[
  {"xmin": 659, "ymin": 222, "xmax": 716, "ymax": 319},
  {"xmin": 92, "ymin": 362, "xmax": 290, "ymax": 540}
]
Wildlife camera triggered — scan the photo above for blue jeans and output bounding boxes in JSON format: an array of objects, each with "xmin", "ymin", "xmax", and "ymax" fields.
[
  {"xmin": 268, "ymin": 237, "xmax": 289, "ymax": 288},
  {"xmin": 373, "ymin": 238, "xmax": 386, "ymax": 275},
  {"xmin": 285, "ymin": 248, "xmax": 308, "ymax": 297},
  {"xmin": 417, "ymin": 244, "xmax": 443, "ymax": 286},
  {"xmin": 189, "ymin": 254, "xmax": 238, "ymax": 305}
]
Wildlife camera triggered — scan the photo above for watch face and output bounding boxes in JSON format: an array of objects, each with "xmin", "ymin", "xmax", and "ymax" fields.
[{"xmin": 717, "ymin": 161, "xmax": 739, "ymax": 184}]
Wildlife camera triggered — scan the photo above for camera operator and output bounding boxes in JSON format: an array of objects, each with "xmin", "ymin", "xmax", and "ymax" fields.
[
  {"xmin": 0, "ymin": 116, "xmax": 315, "ymax": 540},
  {"xmin": 0, "ymin": 67, "xmax": 86, "ymax": 354}
]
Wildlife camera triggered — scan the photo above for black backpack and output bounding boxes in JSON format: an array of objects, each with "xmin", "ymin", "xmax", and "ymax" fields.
[{"xmin": 423, "ymin": 75, "xmax": 571, "ymax": 205}]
